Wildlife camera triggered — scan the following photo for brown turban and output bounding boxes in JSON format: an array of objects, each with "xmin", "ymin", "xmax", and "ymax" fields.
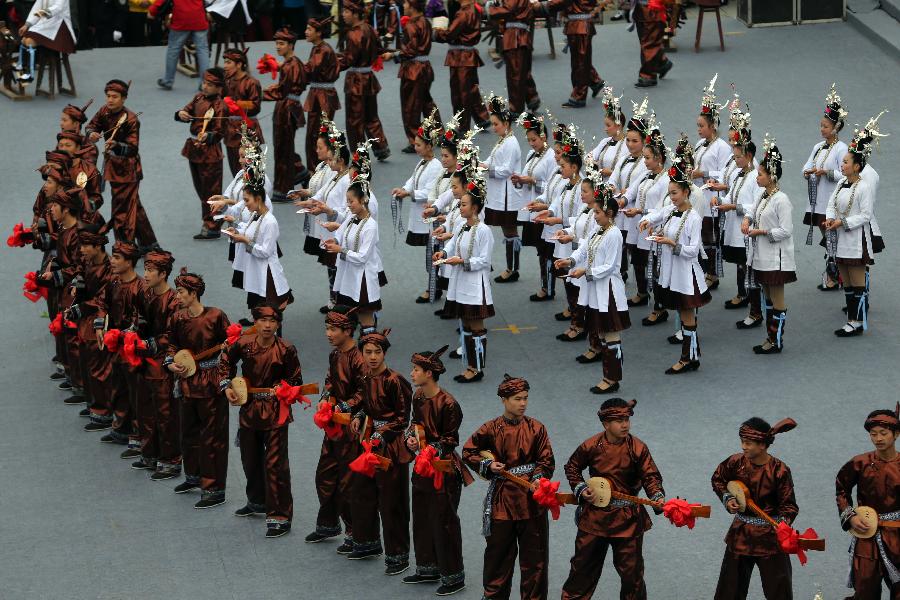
[
  {"xmin": 252, "ymin": 304, "xmax": 284, "ymax": 322},
  {"xmin": 359, "ymin": 328, "xmax": 391, "ymax": 351},
  {"xmin": 175, "ymin": 267, "xmax": 206, "ymax": 297},
  {"xmin": 497, "ymin": 374, "xmax": 529, "ymax": 398},
  {"xmin": 105, "ymin": 79, "xmax": 130, "ymax": 96},
  {"xmin": 62, "ymin": 99, "xmax": 93, "ymax": 124},
  {"xmin": 325, "ymin": 305, "xmax": 358, "ymax": 330},
  {"xmin": 308, "ymin": 16, "xmax": 333, "ymax": 34},
  {"xmin": 203, "ymin": 68, "xmax": 225, "ymax": 87},
  {"xmin": 39, "ymin": 164, "xmax": 67, "ymax": 184},
  {"xmin": 739, "ymin": 418, "xmax": 797, "ymax": 445},
  {"xmin": 78, "ymin": 227, "xmax": 108, "ymax": 247},
  {"xmin": 411, "ymin": 345, "xmax": 449, "ymax": 375},
  {"xmin": 57, "ymin": 131, "xmax": 84, "ymax": 145},
  {"xmin": 222, "ymin": 48, "xmax": 248, "ymax": 67},
  {"xmin": 112, "ymin": 241, "xmax": 141, "ymax": 262},
  {"xmin": 144, "ymin": 250, "xmax": 175, "ymax": 275},
  {"xmin": 343, "ymin": 0, "xmax": 365, "ymax": 14},
  {"xmin": 48, "ymin": 188, "xmax": 82, "ymax": 214},
  {"xmin": 273, "ymin": 27, "xmax": 298, "ymax": 43},
  {"xmin": 865, "ymin": 403, "xmax": 900, "ymax": 432},
  {"xmin": 598, "ymin": 398, "xmax": 636, "ymax": 422}
]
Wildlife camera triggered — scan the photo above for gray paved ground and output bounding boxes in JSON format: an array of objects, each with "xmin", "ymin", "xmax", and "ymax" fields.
[{"xmin": 1, "ymin": 10, "xmax": 899, "ymax": 599}]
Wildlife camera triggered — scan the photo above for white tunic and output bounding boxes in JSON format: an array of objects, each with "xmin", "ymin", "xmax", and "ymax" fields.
[
  {"xmin": 333, "ymin": 216, "xmax": 381, "ymax": 302},
  {"xmin": 405, "ymin": 158, "xmax": 443, "ymax": 235},
  {"xmin": 223, "ymin": 170, "xmax": 273, "ymax": 225},
  {"xmin": 312, "ymin": 171, "xmax": 350, "ymax": 240},
  {"xmin": 444, "ymin": 221, "xmax": 494, "ymax": 306},
  {"xmin": 746, "ymin": 190, "xmax": 796, "ymax": 273},
  {"xmin": 549, "ymin": 181, "xmax": 583, "ymax": 259},
  {"xmin": 861, "ymin": 165, "xmax": 882, "ymax": 241},
  {"xmin": 235, "ymin": 212, "xmax": 290, "ymax": 297},
  {"xmin": 302, "ymin": 161, "xmax": 335, "ymax": 240},
  {"xmin": 570, "ymin": 225, "xmax": 627, "ymax": 312},
  {"xmin": 643, "ymin": 206, "xmax": 708, "ymax": 295},
  {"xmin": 825, "ymin": 178, "xmax": 876, "ymax": 260},
  {"xmin": 25, "ymin": 0, "xmax": 75, "ymax": 43},
  {"xmin": 802, "ymin": 140, "xmax": 848, "ymax": 217},
  {"xmin": 610, "ymin": 154, "xmax": 648, "ymax": 229},
  {"xmin": 485, "ymin": 135, "xmax": 522, "ymax": 212},
  {"xmin": 628, "ymin": 172, "xmax": 670, "ymax": 249},
  {"xmin": 692, "ymin": 137, "xmax": 732, "ymax": 218},
  {"xmin": 721, "ymin": 168, "xmax": 759, "ymax": 249},
  {"xmin": 207, "ymin": 0, "xmax": 252, "ymax": 23},
  {"xmin": 590, "ymin": 136, "xmax": 626, "ymax": 174},
  {"xmin": 436, "ymin": 192, "xmax": 464, "ymax": 280},
  {"xmin": 516, "ymin": 147, "xmax": 556, "ymax": 223},
  {"xmin": 538, "ymin": 171, "xmax": 566, "ymax": 243}
]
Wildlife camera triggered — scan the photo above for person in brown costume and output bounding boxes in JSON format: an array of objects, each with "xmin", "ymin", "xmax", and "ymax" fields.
[
  {"xmin": 55, "ymin": 132, "xmax": 103, "ymax": 220},
  {"xmin": 220, "ymin": 303, "xmax": 303, "ymax": 538},
  {"xmin": 263, "ymin": 27, "xmax": 309, "ymax": 202},
  {"xmin": 483, "ymin": 0, "xmax": 541, "ymax": 114},
  {"xmin": 711, "ymin": 416, "xmax": 799, "ymax": 599},
  {"xmin": 337, "ymin": 0, "xmax": 390, "ymax": 161},
  {"xmin": 463, "ymin": 375, "xmax": 555, "ymax": 600},
  {"xmin": 176, "ymin": 68, "xmax": 228, "ymax": 240},
  {"xmin": 381, "ymin": 0, "xmax": 441, "ymax": 153},
  {"xmin": 432, "ymin": 0, "xmax": 490, "ymax": 131},
  {"xmin": 132, "ymin": 250, "xmax": 183, "ymax": 480},
  {"xmin": 222, "ymin": 48, "xmax": 264, "ymax": 176},
  {"xmin": 836, "ymin": 405, "xmax": 900, "ymax": 600},
  {"xmin": 85, "ymin": 80, "xmax": 158, "ymax": 251},
  {"xmin": 164, "ymin": 268, "xmax": 232, "ymax": 509},
  {"xmin": 403, "ymin": 345, "xmax": 473, "ymax": 595},
  {"xmin": 303, "ymin": 18, "xmax": 341, "ymax": 169},
  {"xmin": 632, "ymin": 1, "xmax": 674, "ymax": 89},
  {"xmin": 305, "ymin": 305, "xmax": 365, "ymax": 549},
  {"xmin": 347, "ymin": 329, "xmax": 414, "ymax": 572},
  {"xmin": 535, "ymin": 0, "xmax": 605, "ymax": 108},
  {"xmin": 60, "ymin": 99, "xmax": 99, "ymax": 165},
  {"xmin": 560, "ymin": 398, "xmax": 664, "ymax": 600}
]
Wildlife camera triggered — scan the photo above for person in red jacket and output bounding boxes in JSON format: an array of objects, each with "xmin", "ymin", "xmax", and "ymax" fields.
[{"xmin": 149, "ymin": 0, "xmax": 210, "ymax": 90}]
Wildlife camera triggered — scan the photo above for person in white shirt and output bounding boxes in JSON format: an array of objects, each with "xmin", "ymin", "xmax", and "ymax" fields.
[
  {"xmin": 512, "ymin": 112, "xmax": 557, "ymax": 302},
  {"xmin": 481, "ymin": 94, "xmax": 523, "ymax": 284},
  {"xmin": 15, "ymin": 0, "xmax": 76, "ymax": 82},
  {"xmin": 391, "ymin": 110, "xmax": 444, "ymax": 302},
  {"xmin": 743, "ymin": 136, "xmax": 796, "ymax": 354},
  {"xmin": 589, "ymin": 87, "xmax": 627, "ymax": 179},
  {"xmin": 802, "ymin": 84, "xmax": 850, "ymax": 291},
  {"xmin": 290, "ymin": 133, "xmax": 336, "ymax": 258},
  {"xmin": 826, "ymin": 113, "xmax": 886, "ymax": 337}
]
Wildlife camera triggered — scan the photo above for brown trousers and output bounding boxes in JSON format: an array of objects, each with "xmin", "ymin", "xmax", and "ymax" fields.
[
  {"xmin": 449, "ymin": 66, "xmax": 489, "ymax": 131},
  {"xmin": 503, "ymin": 46, "xmax": 539, "ymax": 114},
  {"xmin": 109, "ymin": 182, "xmax": 158, "ymax": 247},
  {"xmin": 181, "ymin": 394, "xmax": 229, "ymax": 493},
  {"xmin": 272, "ymin": 119, "xmax": 303, "ymax": 195},
  {"xmin": 305, "ymin": 109, "xmax": 335, "ymax": 172},
  {"xmin": 77, "ymin": 334, "xmax": 110, "ymax": 411},
  {"xmin": 64, "ymin": 330, "xmax": 82, "ymax": 389},
  {"xmin": 714, "ymin": 550, "xmax": 792, "ymax": 600},
  {"xmin": 561, "ymin": 532, "xmax": 646, "ymax": 600},
  {"xmin": 400, "ymin": 77, "xmax": 440, "ymax": 145},
  {"xmin": 848, "ymin": 555, "xmax": 900, "ymax": 599},
  {"xmin": 351, "ymin": 463, "xmax": 410, "ymax": 562},
  {"xmin": 239, "ymin": 426, "xmax": 293, "ymax": 521},
  {"xmin": 566, "ymin": 34, "xmax": 602, "ymax": 102},
  {"xmin": 188, "ymin": 161, "xmax": 223, "ymax": 231},
  {"xmin": 111, "ymin": 363, "xmax": 141, "ymax": 438},
  {"xmin": 483, "ymin": 514, "xmax": 549, "ymax": 600},
  {"xmin": 141, "ymin": 372, "xmax": 182, "ymax": 466},
  {"xmin": 345, "ymin": 92, "xmax": 389, "ymax": 155},
  {"xmin": 411, "ymin": 474, "xmax": 465, "ymax": 579},
  {"xmin": 315, "ymin": 435, "xmax": 360, "ymax": 536},
  {"xmin": 634, "ymin": 10, "xmax": 666, "ymax": 79},
  {"xmin": 226, "ymin": 145, "xmax": 241, "ymax": 177}
]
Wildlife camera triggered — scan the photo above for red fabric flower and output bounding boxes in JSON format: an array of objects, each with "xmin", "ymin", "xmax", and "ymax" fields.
[
  {"xmin": 320, "ymin": 125, "xmax": 328, "ymax": 133},
  {"xmin": 372, "ymin": 55, "xmax": 384, "ymax": 72},
  {"xmin": 776, "ymin": 522, "xmax": 818, "ymax": 566},
  {"xmin": 103, "ymin": 329, "xmax": 122, "ymax": 353},
  {"xmin": 523, "ymin": 120, "xmax": 532, "ymax": 129},
  {"xmin": 120, "ymin": 331, "xmax": 156, "ymax": 368},
  {"xmin": 701, "ymin": 106, "xmax": 711, "ymax": 114},
  {"xmin": 353, "ymin": 152, "xmax": 360, "ymax": 162},
  {"xmin": 349, "ymin": 440, "xmax": 381, "ymax": 478},
  {"xmin": 400, "ymin": 15, "xmax": 410, "ymax": 27},
  {"xmin": 647, "ymin": 0, "xmax": 667, "ymax": 19},
  {"xmin": 313, "ymin": 401, "xmax": 343, "ymax": 439},
  {"xmin": 417, "ymin": 127, "xmax": 424, "ymax": 137},
  {"xmin": 467, "ymin": 181, "xmax": 475, "ymax": 191},
  {"xmin": 226, "ymin": 323, "xmax": 244, "ymax": 345},
  {"xmin": 223, "ymin": 96, "xmax": 252, "ymax": 127},
  {"xmin": 663, "ymin": 498, "xmax": 698, "ymax": 529},
  {"xmin": 445, "ymin": 130, "xmax": 454, "ymax": 140},
  {"xmin": 563, "ymin": 144, "xmax": 571, "ymax": 152},
  {"xmin": 731, "ymin": 131, "xmax": 740, "ymax": 142},
  {"xmin": 532, "ymin": 478, "xmax": 564, "ymax": 521},
  {"xmin": 49, "ymin": 313, "xmax": 76, "ymax": 337},
  {"xmin": 274, "ymin": 380, "xmax": 312, "ymax": 427},
  {"xmin": 668, "ymin": 166, "xmax": 678, "ymax": 178},
  {"xmin": 23, "ymin": 272, "xmax": 49, "ymax": 303},
  {"xmin": 413, "ymin": 444, "xmax": 443, "ymax": 490},
  {"xmin": 256, "ymin": 53, "xmax": 279, "ymax": 79},
  {"xmin": 8, "ymin": 223, "xmax": 33, "ymax": 248}
]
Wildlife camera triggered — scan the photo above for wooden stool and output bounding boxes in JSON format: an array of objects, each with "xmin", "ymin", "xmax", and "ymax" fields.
[
  {"xmin": 694, "ymin": 0, "xmax": 725, "ymax": 52},
  {"xmin": 177, "ymin": 43, "xmax": 200, "ymax": 78},
  {"xmin": 0, "ymin": 21, "xmax": 31, "ymax": 101},
  {"xmin": 213, "ymin": 31, "xmax": 246, "ymax": 67},
  {"xmin": 34, "ymin": 47, "xmax": 76, "ymax": 99}
]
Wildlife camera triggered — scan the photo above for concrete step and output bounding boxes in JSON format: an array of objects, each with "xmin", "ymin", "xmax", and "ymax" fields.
[
  {"xmin": 882, "ymin": 0, "xmax": 900, "ymax": 21},
  {"xmin": 848, "ymin": 7, "xmax": 900, "ymax": 62}
]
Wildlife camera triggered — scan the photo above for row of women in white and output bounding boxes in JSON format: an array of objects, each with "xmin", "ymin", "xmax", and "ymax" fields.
[{"xmin": 207, "ymin": 77, "xmax": 885, "ymax": 391}]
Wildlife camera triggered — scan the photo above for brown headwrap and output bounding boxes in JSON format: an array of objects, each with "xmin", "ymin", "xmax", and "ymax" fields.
[
  {"xmin": 739, "ymin": 418, "xmax": 797, "ymax": 445},
  {"xmin": 865, "ymin": 403, "xmax": 900, "ymax": 432},
  {"xmin": 39, "ymin": 164, "xmax": 67, "ymax": 184},
  {"xmin": 251, "ymin": 304, "xmax": 284, "ymax": 322},
  {"xmin": 174, "ymin": 267, "xmax": 206, "ymax": 296},
  {"xmin": 325, "ymin": 306, "xmax": 358, "ymax": 329},
  {"xmin": 144, "ymin": 250, "xmax": 175, "ymax": 275},
  {"xmin": 78, "ymin": 227, "xmax": 108, "ymax": 247},
  {"xmin": 359, "ymin": 328, "xmax": 391, "ymax": 351},
  {"xmin": 48, "ymin": 188, "xmax": 82, "ymax": 214},
  {"xmin": 105, "ymin": 79, "xmax": 131, "ymax": 96},
  {"xmin": 112, "ymin": 241, "xmax": 141, "ymax": 262},
  {"xmin": 62, "ymin": 99, "xmax": 93, "ymax": 124},
  {"xmin": 222, "ymin": 48, "xmax": 248, "ymax": 67},
  {"xmin": 308, "ymin": 16, "xmax": 333, "ymax": 34},
  {"xmin": 203, "ymin": 68, "xmax": 225, "ymax": 87},
  {"xmin": 497, "ymin": 374, "xmax": 530, "ymax": 398},
  {"xmin": 598, "ymin": 398, "xmax": 637, "ymax": 422},
  {"xmin": 44, "ymin": 150, "xmax": 71, "ymax": 170},
  {"xmin": 411, "ymin": 345, "xmax": 449, "ymax": 375},
  {"xmin": 57, "ymin": 131, "xmax": 84, "ymax": 146},
  {"xmin": 273, "ymin": 27, "xmax": 298, "ymax": 43},
  {"xmin": 343, "ymin": 0, "xmax": 365, "ymax": 14}
]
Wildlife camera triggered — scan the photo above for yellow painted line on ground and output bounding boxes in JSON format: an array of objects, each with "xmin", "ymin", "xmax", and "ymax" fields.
[{"xmin": 492, "ymin": 325, "xmax": 538, "ymax": 335}]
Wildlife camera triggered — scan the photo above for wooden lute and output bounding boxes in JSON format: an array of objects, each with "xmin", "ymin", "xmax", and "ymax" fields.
[{"xmin": 726, "ymin": 480, "xmax": 825, "ymax": 551}]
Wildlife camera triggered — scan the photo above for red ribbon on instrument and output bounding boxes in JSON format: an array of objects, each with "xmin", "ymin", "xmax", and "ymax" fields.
[
  {"xmin": 23, "ymin": 272, "xmax": 49, "ymax": 303},
  {"xmin": 223, "ymin": 96, "xmax": 252, "ymax": 127},
  {"xmin": 49, "ymin": 312, "xmax": 76, "ymax": 336},
  {"xmin": 413, "ymin": 444, "xmax": 443, "ymax": 490},
  {"xmin": 776, "ymin": 522, "xmax": 818, "ymax": 566},
  {"xmin": 226, "ymin": 323, "xmax": 244, "ymax": 345},
  {"xmin": 663, "ymin": 498, "xmax": 699, "ymax": 529},
  {"xmin": 532, "ymin": 478, "xmax": 563, "ymax": 521},
  {"xmin": 103, "ymin": 328, "xmax": 122, "ymax": 353},
  {"xmin": 120, "ymin": 331, "xmax": 158, "ymax": 368},
  {"xmin": 647, "ymin": 0, "xmax": 667, "ymax": 20},
  {"xmin": 313, "ymin": 401, "xmax": 343, "ymax": 439},
  {"xmin": 257, "ymin": 53, "xmax": 279, "ymax": 79},
  {"xmin": 372, "ymin": 55, "xmax": 384, "ymax": 72},
  {"xmin": 8, "ymin": 223, "xmax": 33, "ymax": 247},
  {"xmin": 400, "ymin": 15, "xmax": 410, "ymax": 27},
  {"xmin": 274, "ymin": 380, "xmax": 311, "ymax": 427},
  {"xmin": 349, "ymin": 440, "xmax": 381, "ymax": 478}
]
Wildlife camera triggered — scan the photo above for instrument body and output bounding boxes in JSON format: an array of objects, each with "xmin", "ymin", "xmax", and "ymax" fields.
[
  {"xmin": 726, "ymin": 480, "xmax": 825, "ymax": 551},
  {"xmin": 229, "ymin": 379, "xmax": 320, "ymax": 406},
  {"xmin": 414, "ymin": 424, "xmax": 453, "ymax": 473},
  {"xmin": 330, "ymin": 411, "xmax": 392, "ymax": 470},
  {"xmin": 586, "ymin": 476, "xmax": 711, "ymax": 517},
  {"xmin": 849, "ymin": 505, "xmax": 900, "ymax": 539}
]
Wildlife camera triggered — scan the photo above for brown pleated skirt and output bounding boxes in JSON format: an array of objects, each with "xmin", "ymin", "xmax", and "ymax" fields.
[
  {"xmin": 585, "ymin": 290, "xmax": 631, "ymax": 334},
  {"xmin": 802, "ymin": 212, "xmax": 827, "ymax": 227},
  {"xmin": 336, "ymin": 277, "xmax": 383, "ymax": 312},
  {"xmin": 722, "ymin": 246, "xmax": 747, "ymax": 264},
  {"xmin": 521, "ymin": 222, "xmax": 544, "ymax": 247},
  {"xmin": 484, "ymin": 207, "xmax": 518, "ymax": 227},
  {"xmin": 753, "ymin": 269, "xmax": 797, "ymax": 285},
  {"xmin": 656, "ymin": 273, "xmax": 712, "ymax": 310},
  {"xmin": 443, "ymin": 300, "xmax": 495, "ymax": 320},
  {"xmin": 406, "ymin": 232, "xmax": 429, "ymax": 246}
]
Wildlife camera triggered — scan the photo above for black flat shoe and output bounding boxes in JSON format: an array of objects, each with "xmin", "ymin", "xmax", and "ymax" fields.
[
  {"xmin": 193, "ymin": 496, "xmax": 226, "ymax": 509},
  {"xmin": 753, "ymin": 343, "xmax": 782, "ymax": 354},
  {"xmin": 374, "ymin": 148, "xmax": 391, "ymax": 162},
  {"xmin": 453, "ymin": 371, "xmax": 484, "ymax": 383},
  {"xmin": 561, "ymin": 99, "xmax": 586, "ymax": 108},
  {"xmin": 641, "ymin": 311, "xmax": 669, "ymax": 326},
  {"xmin": 526, "ymin": 98, "xmax": 542, "ymax": 111},
  {"xmin": 554, "ymin": 311, "xmax": 571, "ymax": 322},
  {"xmin": 817, "ymin": 282, "xmax": 840, "ymax": 291},
  {"xmin": 193, "ymin": 231, "xmax": 221, "ymax": 241},
  {"xmin": 627, "ymin": 295, "xmax": 649, "ymax": 307},
  {"xmin": 835, "ymin": 323, "xmax": 864, "ymax": 337},
  {"xmin": 665, "ymin": 360, "xmax": 700, "ymax": 375},
  {"xmin": 63, "ymin": 395, "xmax": 85, "ymax": 405},
  {"xmin": 436, "ymin": 582, "xmax": 467, "ymax": 596},
  {"xmin": 635, "ymin": 77, "xmax": 657, "ymax": 88},
  {"xmin": 235, "ymin": 504, "xmax": 266, "ymax": 517},
  {"xmin": 402, "ymin": 574, "xmax": 440, "ymax": 584},
  {"xmin": 415, "ymin": 295, "xmax": 431, "ymax": 304},
  {"xmin": 658, "ymin": 59, "xmax": 674, "ymax": 79},
  {"xmin": 305, "ymin": 531, "xmax": 339, "ymax": 543},
  {"xmin": 529, "ymin": 292, "xmax": 554, "ymax": 302},
  {"xmin": 385, "ymin": 562, "xmax": 410, "ymax": 576},
  {"xmin": 78, "ymin": 408, "xmax": 90, "ymax": 417},
  {"xmin": 736, "ymin": 316, "xmax": 763, "ymax": 329},
  {"xmin": 448, "ymin": 349, "xmax": 462, "ymax": 359},
  {"xmin": 556, "ymin": 330, "xmax": 587, "ymax": 342},
  {"xmin": 336, "ymin": 541, "xmax": 354, "ymax": 554},
  {"xmin": 494, "ymin": 271, "xmax": 520, "ymax": 283},
  {"xmin": 347, "ymin": 546, "xmax": 383, "ymax": 560},
  {"xmin": 173, "ymin": 481, "xmax": 200, "ymax": 494},
  {"xmin": 576, "ymin": 351, "xmax": 602, "ymax": 364},
  {"xmin": 401, "ymin": 144, "xmax": 417, "ymax": 154},
  {"xmin": 706, "ymin": 278, "xmax": 720, "ymax": 290},
  {"xmin": 724, "ymin": 297, "xmax": 750, "ymax": 310},
  {"xmin": 265, "ymin": 524, "xmax": 291, "ymax": 538},
  {"xmin": 590, "ymin": 381, "xmax": 620, "ymax": 394},
  {"xmin": 590, "ymin": 79, "xmax": 606, "ymax": 98},
  {"xmin": 120, "ymin": 448, "xmax": 141, "ymax": 460},
  {"xmin": 667, "ymin": 333, "xmax": 682, "ymax": 345}
]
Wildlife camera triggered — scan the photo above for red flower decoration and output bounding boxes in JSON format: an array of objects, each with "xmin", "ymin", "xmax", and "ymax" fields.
[
  {"xmin": 256, "ymin": 53, "xmax": 279, "ymax": 80},
  {"xmin": 467, "ymin": 181, "xmax": 475, "ymax": 191},
  {"xmin": 313, "ymin": 401, "xmax": 343, "ymax": 439},
  {"xmin": 22, "ymin": 271, "xmax": 49, "ymax": 303},
  {"xmin": 445, "ymin": 130, "xmax": 453, "ymax": 140},
  {"xmin": 349, "ymin": 440, "xmax": 382, "ymax": 478},
  {"xmin": 523, "ymin": 120, "xmax": 532, "ymax": 129},
  {"xmin": 320, "ymin": 125, "xmax": 328, "ymax": 133},
  {"xmin": 776, "ymin": 522, "xmax": 819, "ymax": 566},
  {"xmin": 701, "ymin": 106, "xmax": 711, "ymax": 114},
  {"xmin": 731, "ymin": 131, "xmax": 740, "ymax": 142},
  {"xmin": 532, "ymin": 478, "xmax": 564, "ymax": 521},
  {"xmin": 8, "ymin": 223, "xmax": 33, "ymax": 248},
  {"xmin": 103, "ymin": 329, "xmax": 122, "ymax": 353},
  {"xmin": 563, "ymin": 144, "xmax": 571, "ymax": 152},
  {"xmin": 49, "ymin": 313, "xmax": 76, "ymax": 337},
  {"xmin": 226, "ymin": 323, "xmax": 244, "ymax": 345},
  {"xmin": 662, "ymin": 498, "xmax": 699, "ymax": 529},
  {"xmin": 400, "ymin": 15, "xmax": 410, "ymax": 27},
  {"xmin": 669, "ymin": 166, "xmax": 678, "ymax": 177},
  {"xmin": 353, "ymin": 152, "xmax": 360, "ymax": 162}
]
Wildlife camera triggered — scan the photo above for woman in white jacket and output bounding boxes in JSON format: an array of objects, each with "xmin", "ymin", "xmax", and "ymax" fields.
[
  {"xmin": 291, "ymin": 133, "xmax": 336, "ymax": 257},
  {"xmin": 323, "ymin": 177, "xmax": 382, "ymax": 335},
  {"xmin": 826, "ymin": 114, "xmax": 885, "ymax": 337},
  {"xmin": 639, "ymin": 158, "xmax": 711, "ymax": 374},
  {"xmin": 743, "ymin": 136, "xmax": 796, "ymax": 354},
  {"xmin": 557, "ymin": 182, "xmax": 630, "ymax": 394},
  {"xmin": 433, "ymin": 172, "xmax": 494, "ymax": 383},
  {"xmin": 16, "ymin": 0, "xmax": 76, "ymax": 83}
]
